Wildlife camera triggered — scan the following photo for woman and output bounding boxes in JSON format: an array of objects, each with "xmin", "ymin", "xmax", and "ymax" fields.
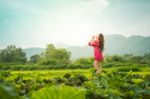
[{"xmin": 88, "ymin": 33, "xmax": 104, "ymax": 74}]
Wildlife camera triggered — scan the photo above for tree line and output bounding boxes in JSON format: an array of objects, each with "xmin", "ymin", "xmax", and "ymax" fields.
[
  {"xmin": 0, "ymin": 44, "xmax": 71, "ymax": 65},
  {"xmin": 0, "ymin": 44, "xmax": 150, "ymax": 67}
]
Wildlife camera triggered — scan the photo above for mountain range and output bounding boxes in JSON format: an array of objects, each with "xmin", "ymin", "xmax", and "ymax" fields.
[{"xmin": 23, "ymin": 34, "xmax": 150, "ymax": 59}]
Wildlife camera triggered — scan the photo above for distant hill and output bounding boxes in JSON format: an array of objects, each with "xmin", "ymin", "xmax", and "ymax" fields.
[
  {"xmin": 104, "ymin": 34, "xmax": 150, "ymax": 55},
  {"xmin": 23, "ymin": 34, "xmax": 150, "ymax": 59},
  {"xmin": 23, "ymin": 48, "xmax": 44, "ymax": 59}
]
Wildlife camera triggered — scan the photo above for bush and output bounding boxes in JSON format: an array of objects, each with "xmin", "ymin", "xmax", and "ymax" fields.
[
  {"xmin": 31, "ymin": 85, "xmax": 85, "ymax": 99},
  {"xmin": 39, "ymin": 59, "xmax": 57, "ymax": 65},
  {"xmin": 103, "ymin": 63, "xmax": 114, "ymax": 68},
  {"xmin": 63, "ymin": 73, "xmax": 71, "ymax": 78},
  {"xmin": 117, "ymin": 67, "xmax": 140, "ymax": 72},
  {"xmin": 0, "ymin": 84, "xmax": 21, "ymax": 99},
  {"xmin": 144, "ymin": 74, "xmax": 150, "ymax": 82},
  {"xmin": 105, "ymin": 55, "xmax": 125, "ymax": 62},
  {"xmin": 65, "ymin": 74, "xmax": 88, "ymax": 86}
]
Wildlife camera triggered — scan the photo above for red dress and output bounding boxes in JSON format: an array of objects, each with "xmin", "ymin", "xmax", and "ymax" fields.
[{"xmin": 89, "ymin": 39, "xmax": 104, "ymax": 62}]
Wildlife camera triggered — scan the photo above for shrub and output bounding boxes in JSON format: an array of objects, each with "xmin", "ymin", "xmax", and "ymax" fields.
[
  {"xmin": 63, "ymin": 73, "xmax": 71, "ymax": 78},
  {"xmin": 144, "ymin": 74, "xmax": 150, "ymax": 82},
  {"xmin": 31, "ymin": 85, "xmax": 85, "ymax": 99},
  {"xmin": 117, "ymin": 67, "xmax": 140, "ymax": 72},
  {"xmin": 0, "ymin": 84, "xmax": 21, "ymax": 99},
  {"xmin": 65, "ymin": 74, "xmax": 88, "ymax": 86},
  {"xmin": 103, "ymin": 63, "xmax": 114, "ymax": 68},
  {"xmin": 39, "ymin": 59, "xmax": 57, "ymax": 65}
]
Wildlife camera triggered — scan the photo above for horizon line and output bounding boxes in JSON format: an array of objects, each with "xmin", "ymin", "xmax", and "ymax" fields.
[{"xmin": 1, "ymin": 34, "xmax": 150, "ymax": 49}]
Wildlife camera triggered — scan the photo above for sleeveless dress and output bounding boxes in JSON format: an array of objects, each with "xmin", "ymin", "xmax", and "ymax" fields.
[{"xmin": 89, "ymin": 39, "xmax": 104, "ymax": 62}]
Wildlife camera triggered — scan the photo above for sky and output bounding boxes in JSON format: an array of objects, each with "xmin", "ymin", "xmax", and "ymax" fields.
[{"xmin": 0, "ymin": 0, "xmax": 150, "ymax": 48}]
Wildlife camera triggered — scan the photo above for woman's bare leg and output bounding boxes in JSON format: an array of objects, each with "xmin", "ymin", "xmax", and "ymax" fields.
[
  {"xmin": 93, "ymin": 60, "xmax": 98, "ymax": 70},
  {"xmin": 93, "ymin": 60, "xmax": 101, "ymax": 74},
  {"xmin": 97, "ymin": 62, "xmax": 102, "ymax": 74}
]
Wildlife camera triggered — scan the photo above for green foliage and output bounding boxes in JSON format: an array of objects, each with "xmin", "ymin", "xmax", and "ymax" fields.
[
  {"xmin": 0, "ymin": 44, "xmax": 150, "ymax": 70},
  {"xmin": 40, "ymin": 44, "xmax": 71, "ymax": 65},
  {"xmin": 105, "ymin": 54, "xmax": 150, "ymax": 65},
  {"xmin": 134, "ymin": 89, "xmax": 150, "ymax": 99},
  {"xmin": 31, "ymin": 85, "xmax": 85, "ymax": 99},
  {"xmin": 53, "ymin": 48, "xmax": 71, "ymax": 64},
  {"xmin": 39, "ymin": 59, "xmax": 57, "ymax": 65},
  {"xmin": 65, "ymin": 74, "xmax": 88, "ymax": 86},
  {"xmin": 117, "ymin": 66, "xmax": 140, "ymax": 72},
  {"xmin": 0, "ymin": 68, "xmax": 150, "ymax": 99},
  {"xmin": 0, "ymin": 71, "xmax": 11, "ymax": 78},
  {"xmin": 68, "ymin": 57, "xmax": 93, "ymax": 69},
  {"xmin": 0, "ymin": 44, "xmax": 150, "ymax": 99},
  {"xmin": 0, "ymin": 83, "xmax": 21, "ymax": 99},
  {"xmin": 105, "ymin": 55, "xmax": 124, "ymax": 62},
  {"xmin": 74, "ymin": 57, "xmax": 93, "ymax": 65},
  {"xmin": 140, "ymin": 53, "xmax": 150, "ymax": 64},
  {"xmin": 131, "ymin": 56, "xmax": 143, "ymax": 63},
  {"xmin": 144, "ymin": 74, "xmax": 150, "ymax": 82},
  {"xmin": 44, "ymin": 44, "xmax": 56, "ymax": 59},
  {"xmin": 63, "ymin": 73, "xmax": 71, "ymax": 78},
  {"xmin": 84, "ymin": 75, "xmax": 122, "ymax": 99},
  {"xmin": 0, "ymin": 45, "xmax": 27, "ymax": 63},
  {"xmin": 30, "ymin": 54, "xmax": 41, "ymax": 63}
]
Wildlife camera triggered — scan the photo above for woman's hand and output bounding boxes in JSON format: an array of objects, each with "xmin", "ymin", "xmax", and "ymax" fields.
[
  {"xmin": 91, "ymin": 35, "xmax": 95, "ymax": 41},
  {"xmin": 89, "ymin": 35, "xmax": 96, "ymax": 46},
  {"xmin": 92, "ymin": 35, "xmax": 95, "ymax": 39}
]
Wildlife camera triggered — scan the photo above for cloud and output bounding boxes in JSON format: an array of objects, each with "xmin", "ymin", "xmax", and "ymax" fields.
[
  {"xmin": 74, "ymin": 0, "xmax": 109, "ymax": 15},
  {"xmin": 85, "ymin": 0, "xmax": 108, "ymax": 7},
  {"xmin": 89, "ymin": 0, "xmax": 108, "ymax": 5},
  {"xmin": 0, "ymin": 0, "xmax": 109, "ymax": 16},
  {"xmin": 0, "ymin": 0, "xmax": 48, "ymax": 14}
]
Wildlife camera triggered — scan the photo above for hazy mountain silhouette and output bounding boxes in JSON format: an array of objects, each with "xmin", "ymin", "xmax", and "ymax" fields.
[
  {"xmin": 23, "ymin": 34, "xmax": 150, "ymax": 59},
  {"xmin": 23, "ymin": 47, "xmax": 44, "ymax": 59}
]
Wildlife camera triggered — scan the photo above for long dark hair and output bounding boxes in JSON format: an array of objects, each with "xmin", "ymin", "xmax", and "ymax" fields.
[{"xmin": 98, "ymin": 33, "xmax": 104, "ymax": 51}]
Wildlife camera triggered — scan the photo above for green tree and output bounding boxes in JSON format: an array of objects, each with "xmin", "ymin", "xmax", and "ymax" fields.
[
  {"xmin": 30, "ymin": 54, "xmax": 41, "ymax": 63},
  {"xmin": 44, "ymin": 44, "xmax": 56, "ymax": 59},
  {"xmin": 0, "ymin": 45, "xmax": 27, "ymax": 63},
  {"xmin": 40, "ymin": 44, "xmax": 71, "ymax": 65},
  {"xmin": 131, "ymin": 56, "xmax": 142, "ymax": 63},
  {"xmin": 139, "ymin": 53, "xmax": 150, "ymax": 64},
  {"xmin": 53, "ymin": 48, "xmax": 71, "ymax": 64}
]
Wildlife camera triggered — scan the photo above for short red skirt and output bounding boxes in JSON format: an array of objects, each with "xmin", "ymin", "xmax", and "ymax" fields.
[{"xmin": 94, "ymin": 47, "xmax": 104, "ymax": 62}]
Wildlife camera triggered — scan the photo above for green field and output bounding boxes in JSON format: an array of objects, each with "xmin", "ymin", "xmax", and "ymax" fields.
[{"xmin": 0, "ymin": 65, "xmax": 150, "ymax": 99}]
